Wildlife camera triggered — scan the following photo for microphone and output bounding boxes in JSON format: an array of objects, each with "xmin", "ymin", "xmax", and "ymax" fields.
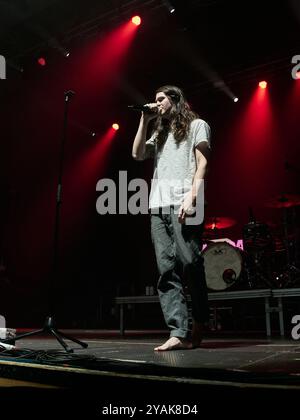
[{"xmin": 128, "ymin": 104, "xmax": 156, "ymax": 114}]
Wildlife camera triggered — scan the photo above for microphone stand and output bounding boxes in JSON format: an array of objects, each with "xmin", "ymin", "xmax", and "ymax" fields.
[{"xmin": 3, "ymin": 90, "xmax": 88, "ymax": 353}]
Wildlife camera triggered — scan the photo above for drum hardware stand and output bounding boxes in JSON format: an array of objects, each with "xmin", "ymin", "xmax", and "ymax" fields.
[
  {"xmin": 247, "ymin": 252, "xmax": 274, "ymax": 288},
  {"xmin": 280, "ymin": 206, "xmax": 300, "ymax": 287},
  {"xmin": 3, "ymin": 90, "xmax": 88, "ymax": 353},
  {"xmin": 243, "ymin": 208, "xmax": 275, "ymax": 289},
  {"xmin": 243, "ymin": 258, "xmax": 255, "ymax": 289}
]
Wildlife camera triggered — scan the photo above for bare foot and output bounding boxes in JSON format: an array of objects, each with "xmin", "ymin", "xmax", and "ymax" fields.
[
  {"xmin": 191, "ymin": 322, "xmax": 204, "ymax": 348},
  {"xmin": 154, "ymin": 336, "xmax": 193, "ymax": 351}
]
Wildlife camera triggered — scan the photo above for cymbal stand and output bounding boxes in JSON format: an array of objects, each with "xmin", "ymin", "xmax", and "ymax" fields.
[{"xmin": 281, "ymin": 207, "xmax": 300, "ymax": 287}]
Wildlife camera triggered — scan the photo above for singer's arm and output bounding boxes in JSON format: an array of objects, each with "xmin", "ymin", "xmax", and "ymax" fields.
[
  {"xmin": 132, "ymin": 114, "xmax": 151, "ymax": 161},
  {"xmin": 178, "ymin": 142, "xmax": 210, "ymax": 224}
]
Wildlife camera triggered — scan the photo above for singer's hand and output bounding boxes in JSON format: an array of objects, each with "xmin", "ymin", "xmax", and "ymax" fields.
[
  {"xmin": 142, "ymin": 103, "xmax": 158, "ymax": 121},
  {"xmin": 178, "ymin": 192, "xmax": 196, "ymax": 224}
]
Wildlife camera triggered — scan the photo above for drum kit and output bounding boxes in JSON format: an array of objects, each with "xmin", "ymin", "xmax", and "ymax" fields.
[{"xmin": 202, "ymin": 194, "xmax": 300, "ymax": 291}]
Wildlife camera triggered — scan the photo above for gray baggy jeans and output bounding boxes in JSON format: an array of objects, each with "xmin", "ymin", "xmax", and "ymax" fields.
[{"xmin": 151, "ymin": 208, "xmax": 209, "ymax": 339}]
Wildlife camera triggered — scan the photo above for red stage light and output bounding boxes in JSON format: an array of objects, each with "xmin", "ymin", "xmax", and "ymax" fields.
[
  {"xmin": 112, "ymin": 123, "xmax": 119, "ymax": 131},
  {"xmin": 296, "ymin": 71, "xmax": 300, "ymax": 80},
  {"xmin": 131, "ymin": 16, "xmax": 141, "ymax": 26},
  {"xmin": 259, "ymin": 81, "xmax": 267, "ymax": 89},
  {"xmin": 37, "ymin": 57, "xmax": 46, "ymax": 66}
]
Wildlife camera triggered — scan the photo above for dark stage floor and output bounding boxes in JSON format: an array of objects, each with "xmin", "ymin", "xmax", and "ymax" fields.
[{"xmin": 1, "ymin": 331, "xmax": 300, "ymax": 414}]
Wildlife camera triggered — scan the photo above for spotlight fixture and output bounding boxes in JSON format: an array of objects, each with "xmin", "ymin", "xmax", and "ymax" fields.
[
  {"xmin": 233, "ymin": 97, "xmax": 239, "ymax": 102},
  {"xmin": 163, "ymin": 0, "xmax": 175, "ymax": 14},
  {"xmin": 131, "ymin": 16, "xmax": 141, "ymax": 26},
  {"xmin": 57, "ymin": 46, "xmax": 70, "ymax": 58},
  {"xmin": 112, "ymin": 123, "xmax": 120, "ymax": 131},
  {"xmin": 37, "ymin": 57, "xmax": 46, "ymax": 66},
  {"xmin": 259, "ymin": 81, "xmax": 267, "ymax": 89},
  {"xmin": 48, "ymin": 37, "xmax": 70, "ymax": 58}
]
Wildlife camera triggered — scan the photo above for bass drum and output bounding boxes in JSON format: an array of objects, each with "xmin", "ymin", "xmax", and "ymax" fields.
[{"xmin": 202, "ymin": 242, "xmax": 243, "ymax": 291}]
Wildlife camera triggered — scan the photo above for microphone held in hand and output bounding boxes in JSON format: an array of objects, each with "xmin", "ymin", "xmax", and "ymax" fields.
[{"xmin": 128, "ymin": 104, "xmax": 156, "ymax": 114}]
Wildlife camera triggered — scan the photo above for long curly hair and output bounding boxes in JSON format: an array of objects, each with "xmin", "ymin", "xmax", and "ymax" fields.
[{"xmin": 153, "ymin": 85, "xmax": 198, "ymax": 150}]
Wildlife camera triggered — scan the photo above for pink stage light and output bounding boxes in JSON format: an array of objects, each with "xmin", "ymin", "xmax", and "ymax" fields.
[
  {"xmin": 131, "ymin": 16, "xmax": 141, "ymax": 26},
  {"xmin": 37, "ymin": 57, "xmax": 46, "ymax": 66},
  {"xmin": 258, "ymin": 81, "xmax": 267, "ymax": 89}
]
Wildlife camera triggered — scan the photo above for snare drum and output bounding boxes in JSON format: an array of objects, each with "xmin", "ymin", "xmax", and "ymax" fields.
[{"xmin": 202, "ymin": 241, "xmax": 242, "ymax": 291}]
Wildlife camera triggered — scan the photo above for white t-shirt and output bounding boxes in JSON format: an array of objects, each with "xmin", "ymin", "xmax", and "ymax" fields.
[{"xmin": 145, "ymin": 118, "xmax": 211, "ymax": 210}]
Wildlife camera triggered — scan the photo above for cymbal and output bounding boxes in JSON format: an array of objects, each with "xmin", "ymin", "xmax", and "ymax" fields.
[
  {"xmin": 204, "ymin": 216, "xmax": 237, "ymax": 230},
  {"xmin": 264, "ymin": 194, "xmax": 300, "ymax": 209}
]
